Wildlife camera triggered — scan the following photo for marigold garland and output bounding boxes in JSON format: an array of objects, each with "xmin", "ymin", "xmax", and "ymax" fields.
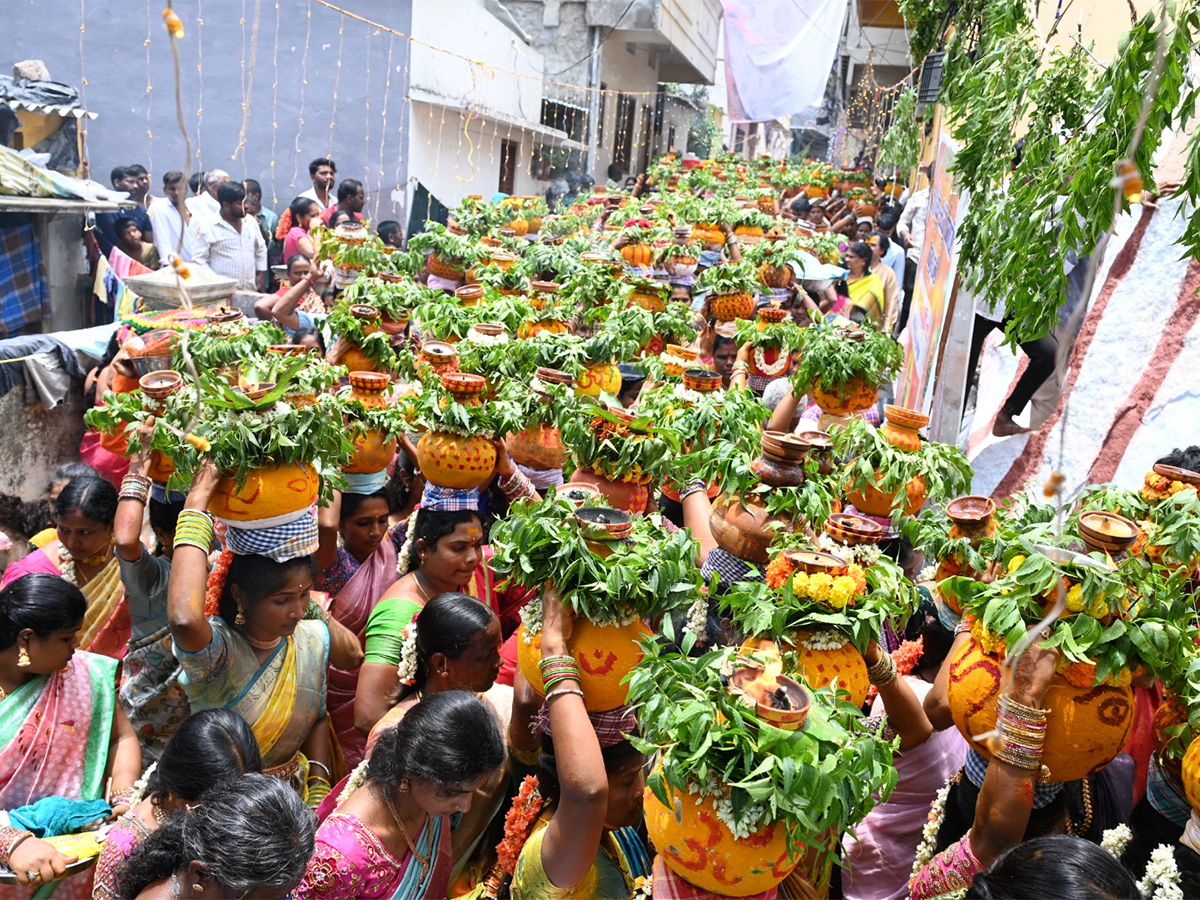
[
  {"xmin": 204, "ymin": 549, "xmax": 234, "ymax": 618},
  {"xmin": 480, "ymin": 775, "xmax": 545, "ymax": 898}
]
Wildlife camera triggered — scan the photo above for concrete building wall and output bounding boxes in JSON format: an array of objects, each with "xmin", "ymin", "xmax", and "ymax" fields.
[{"xmin": 1, "ymin": 0, "xmax": 413, "ymax": 222}]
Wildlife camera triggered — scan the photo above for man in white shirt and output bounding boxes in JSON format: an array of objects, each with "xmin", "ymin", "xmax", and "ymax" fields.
[
  {"xmin": 896, "ymin": 163, "xmax": 933, "ymax": 335},
  {"xmin": 299, "ymin": 157, "xmax": 336, "ymax": 211},
  {"xmin": 192, "ymin": 181, "xmax": 267, "ymax": 291},
  {"xmin": 186, "ymin": 168, "xmax": 229, "ymax": 223},
  {"xmin": 147, "ymin": 170, "xmax": 192, "ymax": 263}
]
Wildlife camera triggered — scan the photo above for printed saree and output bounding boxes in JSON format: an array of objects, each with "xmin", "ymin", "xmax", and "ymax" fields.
[
  {"xmin": 295, "ymin": 811, "xmax": 452, "ymax": 900},
  {"xmin": 175, "ymin": 618, "xmax": 329, "ymax": 769},
  {"xmin": 0, "ymin": 651, "xmax": 118, "ymax": 900},
  {"xmin": 327, "ymin": 538, "xmax": 397, "ymax": 771},
  {"xmin": 0, "ymin": 552, "xmax": 129, "ymax": 661}
]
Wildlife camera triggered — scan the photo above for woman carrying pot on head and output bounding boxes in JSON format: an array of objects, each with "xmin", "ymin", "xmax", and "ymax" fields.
[
  {"xmin": 296, "ymin": 691, "xmax": 505, "ymax": 900},
  {"xmin": 353, "ymin": 457, "xmax": 537, "ymax": 736},
  {"xmin": 507, "ymin": 587, "xmax": 651, "ymax": 899},
  {"xmin": 113, "ymin": 420, "xmax": 189, "ymax": 762},
  {"xmin": 114, "ymin": 773, "xmax": 315, "ymax": 900},
  {"xmin": 0, "ymin": 573, "xmax": 141, "ymax": 894},
  {"xmin": 167, "ymin": 462, "xmax": 363, "ymax": 809},
  {"xmin": 315, "ymin": 488, "xmax": 408, "ymax": 770},
  {"xmin": 93, "ymin": 708, "xmax": 263, "ymax": 900},
  {"xmin": 1, "ymin": 477, "xmax": 130, "ymax": 660}
]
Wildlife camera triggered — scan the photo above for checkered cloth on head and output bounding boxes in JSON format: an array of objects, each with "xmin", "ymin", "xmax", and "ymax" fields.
[
  {"xmin": 421, "ymin": 483, "xmax": 480, "ymax": 512},
  {"xmin": 533, "ymin": 702, "xmax": 637, "ymax": 749},
  {"xmin": 700, "ymin": 547, "xmax": 763, "ymax": 594},
  {"xmin": 963, "ymin": 748, "xmax": 1063, "ymax": 809},
  {"xmin": 224, "ymin": 511, "xmax": 318, "ymax": 562},
  {"xmin": 652, "ymin": 855, "xmax": 778, "ymax": 900}
]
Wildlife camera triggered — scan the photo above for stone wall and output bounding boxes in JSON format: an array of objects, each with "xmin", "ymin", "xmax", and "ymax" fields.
[{"xmin": 0, "ymin": 383, "xmax": 87, "ymax": 502}]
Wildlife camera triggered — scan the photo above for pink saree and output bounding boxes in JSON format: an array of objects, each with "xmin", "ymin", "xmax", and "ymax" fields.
[
  {"xmin": 327, "ymin": 539, "xmax": 397, "ymax": 770},
  {"xmin": 0, "ymin": 651, "xmax": 118, "ymax": 900},
  {"xmin": 296, "ymin": 811, "xmax": 452, "ymax": 900}
]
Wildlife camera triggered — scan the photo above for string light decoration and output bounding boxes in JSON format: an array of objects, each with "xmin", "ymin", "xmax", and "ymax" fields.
[
  {"xmin": 362, "ymin": 28, "xmax": 371, "ymax": 190},
  {"xmin": 327, "ymin": 16, "xmax": 345, "ymax": 158},
  {"xmin": 231, "ymin": 0, "xmax": 262, "ymax": 166},
  {"xmin": 195, "ymin": 0, "xmax": 204, "ymax": 163},
  {"xmin": 290, "ymin": 0, "xmax": 313, "ymax": 190},
  {"xmin": 144, "ymin": 0, "xmax": 154, "ymax": 154},
  {"xmin": 376, "ymin": 32, "xmax": 394, "ymax": 190},
  {"xmin": 269, "ymin": 0, "xmax": 280, "ymax": 206},
  {"xmin": 79, "ymin": 0, "xmax": 89, "ymax": 159}
]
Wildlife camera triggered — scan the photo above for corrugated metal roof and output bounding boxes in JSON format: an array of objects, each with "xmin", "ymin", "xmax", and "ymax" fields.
[{"xmin": 3, "ymin": 99, "xmax": 97, "ymax": 120}]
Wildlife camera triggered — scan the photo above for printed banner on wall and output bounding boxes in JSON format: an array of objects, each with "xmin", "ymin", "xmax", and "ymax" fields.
[{"xmin": 896, "ymin": 133, "xmax": 968, "ymax": 412}]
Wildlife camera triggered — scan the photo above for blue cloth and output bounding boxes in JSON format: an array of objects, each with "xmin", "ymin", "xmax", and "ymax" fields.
[
  {"xmin": 223, "ymin": 511, "xmax": 318, "ymax": 562},
  {"xmin": 343, "ymin": 470, "xmax": 389, "ymax": 493},
  {"xmin": 7, "ymin": 796, "xmax": 111, "ymax": 837},
  {"xmin": 1147, "ymin": 755, "xmax": 1191, "ymax": 827},
  {"xmin": 286, "ymin": 309, "xmax": 316, "ymax": 337},
  {"xmin": 963, "ymin": 748, "xmax": 1063, "ymax": 808},
  {"xmin": 697, "ymin": 249, "xmax": 722, "ymax": 268},
  {"xmin": 0, "ymin": 223, "xmax": 48, "ymax": 337}
]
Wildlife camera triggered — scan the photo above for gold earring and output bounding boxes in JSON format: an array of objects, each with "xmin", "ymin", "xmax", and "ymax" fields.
[
  {"xmin": 192, "ymin": 885, "xmax": 204, "ymax": 893},
  {"xmin": 17, "ymin": 645, "xmax": 31, "ymax": 667},
  {"xmin": 399, "ymin": 777, "xmax": 410, "ymax": 792},
  {"xmin": 235, "ymin": 605, "xmax": 246, "ymax": 626}
]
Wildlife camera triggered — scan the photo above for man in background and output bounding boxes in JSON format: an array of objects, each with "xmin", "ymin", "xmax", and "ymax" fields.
[
  {"xmin": 320, "ymin": 179, "xmax": 365, "ymax": 225},
  {"xmin": 301, "ymin": 157, "xmax": 336, "ymax": 211},
  {"xmin": 148, "ymin": 170, "xmax": 191, "ymax": 263},
  {"xmin": 192, "ymin": 181, "xmax": 267, "ymax": 291}
]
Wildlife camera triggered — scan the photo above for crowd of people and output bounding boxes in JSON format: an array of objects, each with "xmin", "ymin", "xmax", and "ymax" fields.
[{"xmin": 0, "ymin": 148, "xmax": 1196, "ymax": 900}]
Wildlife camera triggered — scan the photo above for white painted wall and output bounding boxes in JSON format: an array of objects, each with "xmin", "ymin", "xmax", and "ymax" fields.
[
  {"xmin": 407, "ymin": 0, "xmax": 550, "ymax": 210},
  {"xmin": 594, "ymin": 39, "xmax": 661, "ymax": 179}
]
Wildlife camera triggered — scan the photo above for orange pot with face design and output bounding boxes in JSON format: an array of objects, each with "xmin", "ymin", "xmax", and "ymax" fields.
[
  {"xmin": 573, "ymin": 361, "xmax": 622, "ymax": 398},
  {"xmin": 517, "ymin": 617, "xmax": 651, "ymax": 712},
  {"xmin": 740, "ymin": 635, "xmax": 868, "ymax": 709},
  {"xmin": 209, "ymin": 463, "xmax": 320, "ymax": 522},
  {"xmin": 346, "ymin": 429, "xmax": 398, "ymax": 474},
  {"xmin": 948, "ymin": 637, "xmax": 1135, "ymax": 783},
  {"xmin": 644, "ymin": 769, "xmax": 800, "ymax": 897}
]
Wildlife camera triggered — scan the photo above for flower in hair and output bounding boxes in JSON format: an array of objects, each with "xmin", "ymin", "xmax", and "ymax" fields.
[{"xmin": 396, "ymin": 621, "xmax": 419, "ymax": 686}]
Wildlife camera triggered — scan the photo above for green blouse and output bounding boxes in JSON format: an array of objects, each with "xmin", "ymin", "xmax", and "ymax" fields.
[{"xmin": 362, "ymin": 597, "xmax": 423, "ymax": 665}]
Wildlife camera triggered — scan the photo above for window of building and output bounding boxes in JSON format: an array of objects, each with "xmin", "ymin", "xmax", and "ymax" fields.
[{"xmin": 499, "ymin": 139, "xmax": 518, "ymax": 195}]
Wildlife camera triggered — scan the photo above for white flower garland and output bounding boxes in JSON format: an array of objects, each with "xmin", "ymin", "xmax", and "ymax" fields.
[
  {"xmin": 817, "ymin": 531, "xmax": 882, "ymax": 567},
  {"xmin": 396, "ymin": 508, "xmax": 420, "ymax": 577},
  {"xmin": 1100, "ymin": 824, "xmax": 1133, "ymax": 858},
  {"xmin": 396, "ymin": 621, "xmax": 420, "ymax": 685},
  {"xmin": 57, "ymin": 545, "xmax": 78, "ymax": 585},
  {"xmin": 691, "ymin": 775, "xmax": 768, "ymax": 840},
  {"xmin": 672, "ymin": 384, "xmax": 706, "ymax": 405},
  {"xmin": 204, "ymin": 320, "xmax": 250, "ymax": 339},
  {"xmin": 465, "ymin": 326, "xmax": 509, "ymax": 346},
  {"xmin": 336, "ymin": 759, "xmax": 370, "ymax": 806},
  {"xmin": 1140, "ymin": 845, "xmax": 1184, "ymax": 900},
  {"xmin": 910, "ymin": 779, "xmax": 953, "ymax": 881},
  {"xmin": 752, "ymin": 345, "xmax": 790, "ymax": 377},
  {"xmin": 127, "ymin": 762, "xmax": 158, "ymax": 809},
  {"xmin": 519, "ymin": 591, "xmax": 543, "ymax": 642},
  {"xmin": 916, "ymin": 563, "xmax": 939, "ymax": 584},
  {"xmin": 660, "ymin": 351, "xmax": 695, "ymax": 372},
  {"xmin": 682, "ymin": 597, "xmax": 708, "ymax": 644},
  {"xmin": 801, "ymin": 630, "xmax": 848, "ymax": 652}
]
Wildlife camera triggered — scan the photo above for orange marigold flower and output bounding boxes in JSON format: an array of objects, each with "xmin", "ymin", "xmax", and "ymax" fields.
[
  {"xmin": 496, "ymin": 775, "xmax": 545, "ymax": 875},
  {"xmin": 204, "ymin": 548, "xmax": 234, "ymax": 618},
  {"xmin": 892, "ymin": 636, "xmax": 924, "ymax": 677},
  {"xmin": 765, "ymin": 553, "xmax": 795, "ymax": 589}
]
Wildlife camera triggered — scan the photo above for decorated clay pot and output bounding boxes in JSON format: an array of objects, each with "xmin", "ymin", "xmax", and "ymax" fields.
[
  {"xmin": 809, "ymin": 377, "xmax": 877, "ymax": 416},
  {"xmin": 505, "ymin": 425, "xmax": 564, "ymax": 471},
  {"xmin": 346, "ymin": 429, "xmax": 398, "ymax": 474},
  {"xmin": 665, "ymin": 257, "xmax": 698, "ymax": 278},
  {"xmin": 846, "ymin": 470, "xmax": 926, "ymax": 518},
  {"xmin": 574, "ymin": 361, "xmax": 622, "ymax": 398},
  {"xmin": 710, "ymin": 494, "xmax": 802, "ymax": 566},
  {"xmin": 139, "ymin": 370, "xmax": 184, "ymax": 406},
  {"xmin": 728, "ymin": 666, "xmax": 811, "ymax": 732},
  {"xmin": 743, "ymin": 634, "xmax": 868, "ymax": 711},
  {"xmin": 455, "ymin": 284, "xmax": 484, "ymax": 305},
  {"xmin": 824, "ymin": 512, "xmax": 882, "ymax": 547},
  {"xmin": 629, "ymin": 286, "xmax": 666, "ymax": 313},
  {"xmin": 619, "ymin": 243, "xmax": 655, "ymax": 267},
  {"xmin": 948, "ymin": 637, "xmax": 1135, "ymax": 783},
  {"xmin": 879, "ymin": 405, "xmax": 928, "ymax": 452},
  {"xmin": 751, "ymin": 431, "xmax": 810, "ymax": 488},
  {"xmin": 146, "ymin": 451, "xmax": 175, "ymax": 483},
  {"xmin": 489, "ymin": 250, "xmax": 518, "ymax": 271},
  {"xmin": 517, "ymin": 617, "xmax": 651, "ymax": 712},
  {"xmin": 517, "ymin": 318, "xmax": 570, "ymax": 339},
  {"xmin": 568, "ymin": 468, "xmax": 651, "ymax": 515},
  {"xmin": 682, "ymin": 369, "xmax": 723, "ymax": 393},
  {"xmin": 1153, "ymin": 694, "xmax": 1188, "ymax": 780},
  {"xmin": 347, "ymin": 371, "xmax": 390, "ymax": 409},
  {"xmin": 946, "ymin": 495, "xmax": 998, "ymax": 540},
  {"xmin": 428, "ymin": 252, "xmax": 466, "ymax": 281},
  {"xmin": 417, "ymin": 342, "xmax": 460, "ymax": 379},
  {"xmin": 662, "ymin": 345, "xmax": 700, "ymax": 377},
  {"xmin": 711, "ymin": 292, "xmax": 756, "ymax": 323},
  {"xmin": 210, "ymin": 463, "xmax": 320, "ymax": 523},
  {"xmin": 645, "ymin": 769, "xmax": 798, "ymax": 897},
  {"xmin": 416, "ymin": 431, "xmax": 497, "ymax": 490},
  {"xmin": 1078, "ymin": 511, "xmax": 1139, "ymax": 556},
  {"xmin": 757, "ymin": 263, "xmax": 792, "ymax": 289}
]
